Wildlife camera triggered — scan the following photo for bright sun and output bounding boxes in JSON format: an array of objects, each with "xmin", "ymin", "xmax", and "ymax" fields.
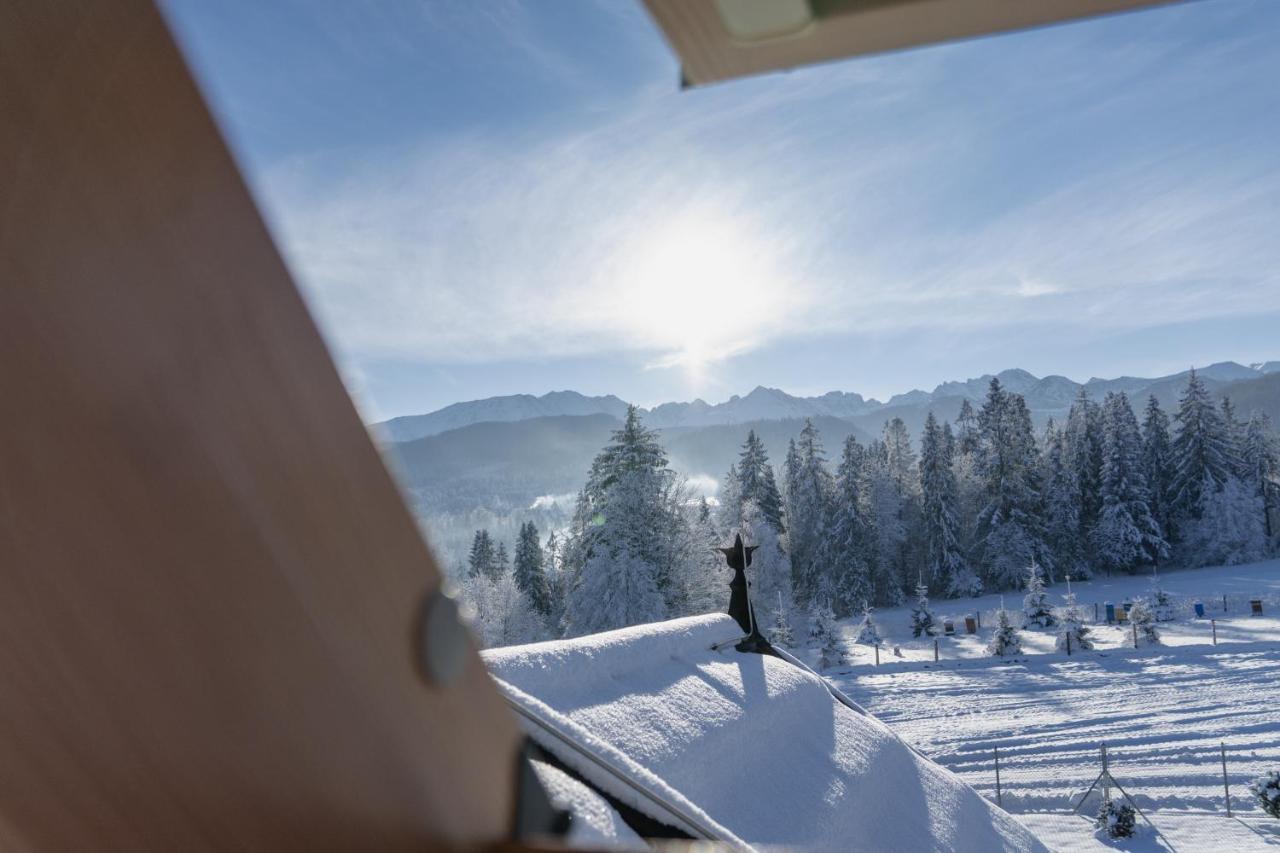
[{"xmin": 613, "ymin": 209, "xmax": 793, "ymax": 384}]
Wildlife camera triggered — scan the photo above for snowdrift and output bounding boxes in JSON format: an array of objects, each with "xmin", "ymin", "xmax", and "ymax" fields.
[{"xmin": 484, "ymin": 614, "xmax": 1046, "ymax": 851}]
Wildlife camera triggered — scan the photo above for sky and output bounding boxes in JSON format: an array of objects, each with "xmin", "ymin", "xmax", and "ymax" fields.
[{"xmin": 162, "ymin": 0, "xmax": 1280, "ymax": 422}]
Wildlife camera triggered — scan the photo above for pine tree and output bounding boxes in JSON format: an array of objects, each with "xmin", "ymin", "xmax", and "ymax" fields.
[
  {"xmin": 810, "ymin": 604, "xmax": 846, "ymax": 671},
  {"xmin": 1181, "ymin": 475, "xmax": 1267, "ymax": 566},
  {"xmin": 513, "ymin": 521, "xmax": 553, "ymax": 618},
  {"xmin": 462, "ymin": 567, "xmax": 545, "ymax": 649},
  {"xmin": 1065, "ymin": 388, "xmax": 1104, "ymax": 550},
  {"xmin": 855, "ymin": 602, "xmax": 881, "ymax": 646},
  {"xmin": 986, "ymin": 606, "xmax": 1022, "ymax": 657},
  {"xmin": 1093, "ymin": 392, "xmax": 1168, "ymax": 574},
  {"xmin": 738, "ymin": 430, "xmax": 786, "ymax": 535},
  {"xmin": 1128, "ymin": 597, "xmax": 1160, "ymax": 646},
  {"xmin": 1042, "ymin": 419, "xmax": 1088, "ymax": 579},
  {"xmin": 467, "ymin": 529, "xmax": 499, "ymax": 580},
  {"xmin": 956, "ymin": 398, "xmax": 980, "ymax": 457},
  {"xmin": 920, "ymin": 412, "xmax": 978, "ymax": 596},
  {"xmin": 819, "ymin": 434, "xmax": 874, "ymax": 614},
  {"xmin": 910, "ymin": 580, "xmax": 936, "ymax": 638},
  {"xmin": 684, "ymin": 496, "xmax": 728, "ymax": 616},
  {"xmin": 1170, "ymin": 368, "xmax": 1233, "ymax": 527},
  {"xmin": 975, "ymin": 379, "xmax": 1053, "ymax": 588},
  {"xmin": 562, "ymin": 406, "xmax": 680, "ymax": 636},
  {"xmin": 1055, "ymin": 591, "xmax": 1094, "ymax": 653},
  {"xmin": 785, "ymin": 419, "xmax": 835, "ymax": 607},
  {"xmin": 1243, "ymin": 412, "xmax": 1279, "ymax": 545},
  {"xmin": 1021, "ymin": 562, "xmax": 1056, "ymax": 628},
  {"xmin": 1141, "ymin": 395, "xmax": 1175, "ymax": 543},
  {"xmin": 494, "ymin": 541, "xmax": 510, "ymax": 576},
  {"xmin": 770, "ymin": 591, "xmax": 796, "ymax": 648}
]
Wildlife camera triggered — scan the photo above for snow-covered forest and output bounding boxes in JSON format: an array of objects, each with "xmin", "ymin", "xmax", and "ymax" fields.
[{"xmin": 458, "ymin": 368, "xmax": 1280, "ymax": 648}]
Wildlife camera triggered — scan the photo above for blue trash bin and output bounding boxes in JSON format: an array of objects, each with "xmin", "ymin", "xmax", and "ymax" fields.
[
  {"xmin": 1194, "ymin": 601, "xmax": 1205, "ymax": 618},
  {"xmin": 1105, "ymin": 602, "xmax": 1115, "ymax": 623}
]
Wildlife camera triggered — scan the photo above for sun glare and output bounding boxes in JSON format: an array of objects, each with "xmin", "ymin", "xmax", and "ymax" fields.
[{"xmin": 614, "ymin": 209, "xmax": 794, "ymax": 385}]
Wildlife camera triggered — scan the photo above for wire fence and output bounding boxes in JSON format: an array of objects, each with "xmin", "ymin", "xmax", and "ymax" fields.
[{"xmin": 963, "ymin": 740, "xmax": 1276, "ymax": 819}]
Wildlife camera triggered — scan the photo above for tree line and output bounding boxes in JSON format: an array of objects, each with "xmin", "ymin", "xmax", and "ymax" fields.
[{"xmin": 460, "ymin": 368, "xmax": 1279, "ymax": 647}]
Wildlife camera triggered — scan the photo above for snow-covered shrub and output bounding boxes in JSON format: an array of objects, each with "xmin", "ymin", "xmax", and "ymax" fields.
[
  {"xmin": 1149, "ymin": 580, "xmax": 1174, "ymax": 621},
  {"xmin": 770, "ymin": 591, "xmax": 796, "ymax": 648},
  {"xmin": 1055, "ymin": 593, "xmax": 1094, "ymax": 653},
  {"xmin": 1128, "ymin": 597, "xmax": 1160, "ymax": 646},
  {"xmin": 910, "ymin": 582, "xmax": 936, "ymax": 638},
  {"xmin": 810, "ymin": 604, "xmax": 846, "ymax": 670},
  {"xmin": 1250, "ymin": 770, "xmax": 1280, "ymax": 819},
  {"xmin": 987, "ymin": 608, "xmax": 1022, "ymax": 657},
  {"xmin": 1096, "ymin": 797, "xmax": 1136, "ymax": 839},
  {"xmin": 855, "ymin": 603, "xmax": 882, "ymax": 646},
  {"xmin": 1022, "ymin": 562, "xmax": 1056, "ymax": 629}
]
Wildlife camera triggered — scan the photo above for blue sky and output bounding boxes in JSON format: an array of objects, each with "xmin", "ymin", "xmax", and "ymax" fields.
[{"xmin": 163, "ymin": 0, "xmax": 1280, "ymax": 421}]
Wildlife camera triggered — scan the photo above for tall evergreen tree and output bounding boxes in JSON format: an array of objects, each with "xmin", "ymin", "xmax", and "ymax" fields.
[
  {"xmin": 513, "ymin": 521, "xmax": 552, "ymax": 618},
  {"xmin": 1065, "ymin": 388, "xmax": 1104, "ymax": 552},
  {"xmin": 1243, "ymin": 412, "xmax": 1279, "ymax": 544},
  {"xmin": 919, "ymin": 412, "xmax": 978, "ymax": 596},
  {"xmin": 1140, "ymin": 395, "xmax": 1175, "ymax": 542},
  {"xmin": 784, "ymin": 419, "xmax": 835, "ymax": 607},
  {"xmin": 1093, "ymin": 392, "xmax": 1167, "ymax": 573},
  {"xmin": 1041, "ymin": 419, "xmax": 1087, "ymax": 579},
  {"xmin": 562, "ymin": 406, "xmax": 682, "ymax": 635},
  {"xmin": 718, "ymin": 466, "xmax": 794, "ymax": 631},
  {"xmin": 974, "ymin": 379, "xmax": 1053, "ymax": 588},
  {"xmin": 737, "ymin": 430, "xmax": 786, "ymax": 535},
  {"xmin": 955, "ymin": 398, "xmax": 980, "ymax": 456},
  {"xmin": 1170, "ymin": 368, "xmax": 1233, "ymax": 526},
  {"xmin": 819, "ymin": 434, "xmax": 874, "ymax": 613},
  {"xmin": 494, "ymin": 541, "xmax": 510, "ymax": 576},
  {"xmin": 467, "ymin": 529, "xmax": 499, "ymax": 580}
]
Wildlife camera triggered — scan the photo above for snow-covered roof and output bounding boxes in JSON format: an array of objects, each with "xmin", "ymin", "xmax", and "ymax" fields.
[{"xmin": 484, "ymin": 613, "xmax": 1046, "ymax": 851}]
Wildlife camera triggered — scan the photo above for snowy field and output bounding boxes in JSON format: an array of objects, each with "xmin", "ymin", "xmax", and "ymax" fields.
[{"xmin": 820, "ymin": 559, "xmax": 1280, "ymax": 851}]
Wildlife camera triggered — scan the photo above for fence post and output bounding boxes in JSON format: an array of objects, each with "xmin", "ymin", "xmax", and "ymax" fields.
[
  {"xmin": 1065, "ymin": 632, "xmax": 1071, "ymax": 656},
  {"xmin": 1094, "ymin": 601, "xmax": 1099, "ymax": 623},
  {"xmin": 1222, "ymin": 742, "xmax": 1232, "ymax": 817},
  {"xmin": 994, "ymin": 747, "xmax": 1002, "ymax": 808},
  {"xmin": 874, "ymin": 644, "xmax": 880, "ymax": 666},
  {"xmin": 1224, "ymin": 594, "xmax": 1228, "ymax": 612},
  {"xmin": 1212, "ymin": 619, "xmax": 1217, "ymax": 645},
  {"xmin": 933, "ymin": 639, "xmax": 939, "ymax": 662},
  {"xmin": 1132, "ymin": 621, "xmax": 1138, "ymax": 649},
  {"xmin": 977, "ymin": 611, "xmax": 982, "ymax": 629}
]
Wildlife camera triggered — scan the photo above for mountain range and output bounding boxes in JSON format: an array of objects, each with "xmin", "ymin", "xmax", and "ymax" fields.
[
  {"xmin": 379, "ymin": 360, "xmax": 1280, "ymax": 565},
  {"xmin": 377, "ymin": 360, "xmax": 1280, "ymax": 443}
]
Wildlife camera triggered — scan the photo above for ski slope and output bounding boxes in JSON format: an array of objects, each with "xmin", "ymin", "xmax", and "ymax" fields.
[{"xmin": 823, "ymin": 559, "xmax": 1280, "ymax": 851}]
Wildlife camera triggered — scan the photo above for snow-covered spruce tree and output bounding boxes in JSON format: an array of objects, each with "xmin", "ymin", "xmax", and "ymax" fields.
[
  {"xmin": 681, "ymin": 496, "xmax": 727, "ymax": 616},
  {"xmin": 542, "ymin": 530, "xmax": 568, "ymax": 632},
  {"xmin": 467, "ymin": 529, "xmax": 499, "ymax": 580},
  {"xmin": 1170, "ymin": 368, "xmax": 1234, "ymax": 536},
  {"xmin": 1041, "ymin": 419, "xmax": 1088, "ymax": 580},
  {"xmin": 1148, "ymin": 576, "xmax": 1173, "ymax": 622},
  {"xmin": 975, "ymin": 379, "xmax": 1053, "ymax": 589},
  {"xmin": 1092, "ymin": 391, "xmax": 1168, "ymax": 574},
  {"xmin": 818, "ymin": 434, "xmax": 874, "ymax": 615},
  {"xmin": 494, "ymin": 541, "xmax": 510, "ymax": 576},
  {"xmin": 737, "ymin": 430, "xmax": 786, "ymax": 535},
  {"xmin": 1128, "ymin": 596, "xmax": 1160, "ymax": 646},
  {"xmin": 987, "ymin": 606, "xmax": 1022, "ymax": 657},
  {"xmin": 1096, "ymin": 798, "xmax": 1136, "ymax": 839},
  {"xmin": 513, "ymin": 521, "xmax": 553, "ymax": 619},
  {"xmin": 1065, "ymin": 387, "xmax": 1104, "ymax": 558},
  {"xmin": 855, "ymin": 602, "xmax": 881, "ymax": 646},
  {"xmin": 1022, "ymin": 561, "xmax": 1056, "ymax": 628},
  {"xmin": 880, "ymin": 417, "xmax": 922, "ymax": 601},
  {"xmin": 955, "ymin": 398, "xmax": 980, "ymax": 457},
  {"xmin": 920, "ymin": 412, "xmax": 979, "ymax": 597},
  {"xmin": 561, "ymin": 406, "xmax": 683, "ymax": 636},
  {"xmin": 1141, "ymin": 395, "xmax": 1175, "ymax": 544},
  {"xmin": 810, "ymin": 602, "xmax": 846, "ymax": 670},
  {"xmin": 864, "ymin": 438, "xmax": 910, "ymax": 606},
  {"xmin": 910, "ymin": 580, "xmax": 936, "ymax": 638},
  {"xmin": 1180, "ymin": 475, "xmax": 1267, "ymax": 567},
  {"xmin": 1055, "ymin": 591, "xmax": 1094, "ymax": 653},
  {"xmin": 784, "ymin": 420, "xmax": 835, "ymax": 608},
  {"xmin": 1243, "ymin": 412, "xmax": 1280, "ymax": 547},
  {"xmin": 1250, "ymin": 770, "xmax": 1280, "ymax": 819}
]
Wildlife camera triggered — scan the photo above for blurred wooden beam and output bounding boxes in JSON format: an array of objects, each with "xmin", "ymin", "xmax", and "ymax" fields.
[
  {"xmin": 0, "ymin": 1, "xmax": 520, "ymax": 849},
  {"xmin": 643, "ymin": 0, "xmax": 1186, "ymax": 87}
]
